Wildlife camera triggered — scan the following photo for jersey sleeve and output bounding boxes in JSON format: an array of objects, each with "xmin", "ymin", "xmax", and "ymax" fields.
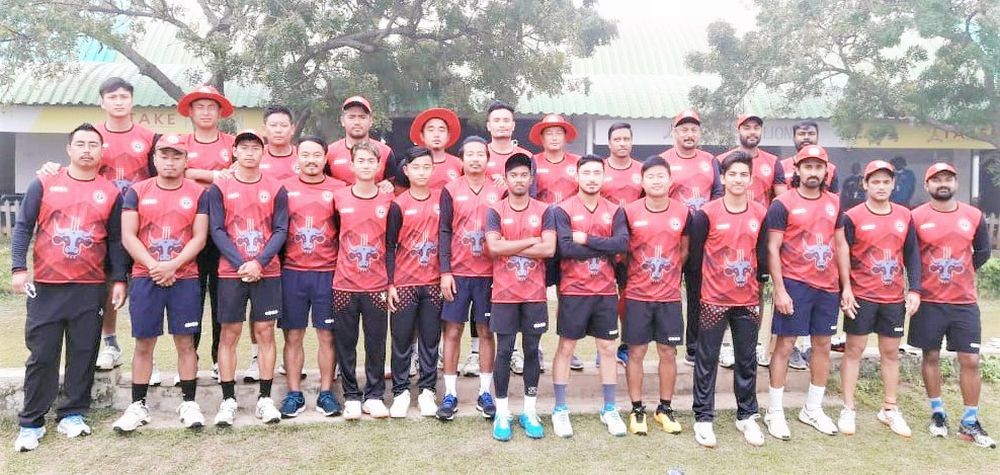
[
  {"xmin": 438, "ymin": 188, "xmax": 454, "ymax": 273},
  {"xmin": 773, "ymin": 159, "xmax": 787, "ymax": 185},
  {"xmin": 555, "ymin": 206, "xmax": 602, "ymax": 259},
  {"xmin": 11, "ymin": 179, "xmax": 43, "ymax": 272},
  {"xmin": 710, "ymin": 160, "xmax": 723, "ymax": 199},
  {"xmin": 122, "ymin": 188, "xmax": 140, "ymax": 211},
  {"xmin": 765, "ymin": 200, "xmax": 789, "ymax": 233},
  {"xmin": 842, "ymin": 214, "xmax": 856, "ymax": 246},
  {"xmin": 256, "ymin": 186, "xmax": 289, "ymax": 268},
  {"xmin": 106, "ymin": 194, "xmax": 128, "ymax": 282},
  {"xmin": 541, "ymin": 205, "xmax": 556, "ymax": 234},
  {"xmin": 486, "ymin": 208, "xmax": 501, "ymax": 236},
  {"xmin": 585, "ymin": 207, "xmax": 629, "ymax": 254},
  {"xmin": 196, "ymin": 189, "xmax": 209, "ymax": 214},
  {"xmin": 385, "ymin": 202, "xmax": 403, "ymax": 285},
  {"xmin": 973, "ymin": 213, "xmax": 991, "ymax": 270},
  {"xmin": 208, "ymin": 184, "xmax": 245, "ymax": 270},
  {"xmin": 686, "ymin": 210, "xmax": 709, "ymax": 277},
  {"xmin": 903, "ymin": 217, "xmax": 921, "ymax": 292}
]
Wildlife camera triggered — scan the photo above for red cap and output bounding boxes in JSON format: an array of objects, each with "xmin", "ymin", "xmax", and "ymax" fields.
[
  {"xmin": 736, "ymin": 114, "xmax": 763, "ymax": 129},
  {"xmin": 234, "ymin": 129, "xmax": 264, "ymax": 145},
  {"xmin": 863, "ymin": 160, "xmax": 894, "ymax": 179},
  {"xmin": 155, "ymin": 134, "xmax": 187, "ymax": 153},
  {"xmin": 177, "ymin": 85, "xmax": 234, "ymax": 118},
  {"xmin": 342, "ymin": 96, "xmax": 372, "ymax": 113},
  {"xmin": 672, "ymin": 109, "xmax": 701, "ymax": 128},
  {"xmin": 409, "ymin": 108, "xmax": 461, "ymax": 148},
  {"xmin": 529, "ymin": 113, "xmax": 578, "ymax": 146},
  {"xmin": 924, "ymin": 162, "xmax": 958, "ymax": 182},
  {"xmin": 793, "ymin": 145, "xmax": 829, "ymax": 165}
]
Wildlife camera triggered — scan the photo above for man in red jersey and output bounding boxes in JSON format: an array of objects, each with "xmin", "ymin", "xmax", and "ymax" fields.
[
  {"xmin": 409, "ymin": 108, "xmax": 463, "ymax": 190},
  {"xmin": 550, "ymin": 155, "xmax": 629, "ymax": 438},
  {"xmin": 908, "ymin": 163, "xmax": 994, "ymax": 448},
  {"xmin": 112, "ymin": 134, "xmax": 209, "ymax": 433},
  {"xmin": 325, "ymin": 96, "xmax": 395, "ymax": 193},
  {"xmin": 689, "ymin": 152, "xmax": 769, "ymax": 448},
  {"xmin": 260, "ymin": 105, "xmax": 299, "ymax": 182},
  {"xmin": 207, "ymin": 129, "xmax": 288, "ymax": 426},
  {"xmin": 764, "ymin": 145, "xmax": 852, "ymax": 440},
  {"xmin": 386, "ymin": 147, "xmax": 444, "ymax": 418},
  {"xmin": 485, "ymin": 153, "xmax": 556, "ymax": 441},
  {"xmin": 275, "ymin": 136, "xmax": 346, "ymax": 419},
  {"xmin": 837, "ymin": 160, "xmax": 921, "ymax": 438},
  {"xmin": 530, "ymin": 113, "xmax": 581, "ymax": 205},
  {"xmin": 12, "ymin": 124, "xmax": 127, "ymax": 451},
  {"xmin": 436, "ymin": 136, "xmax": 501, "ymax": 421},
  {"xmin": 621, "ymin": 156, "xmax": 690, "ymax": 437},
  {"xmin": 779, "ymin": 121, "xmax": 838, "ymax": 192},
  {"xmin": 331, "ymin": 141, "xmax": 395, "ymax": 420},
  {"xmin": 484, "ymin": 101, "xmax": 533, "ymax": 188}
]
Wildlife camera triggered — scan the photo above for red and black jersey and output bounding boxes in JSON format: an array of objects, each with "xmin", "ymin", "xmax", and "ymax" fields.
[
  {"xmin": 533, "ymin": 152, "xmax": 581, "ymax": 204},
  {"xmin": 486, "ymin": 198, "xmax": 556, "ymax": 303},
  {"xmin": 690, "ymin": 198, "xmax": 768, "ymax": 307},
  {"xmin": 659, "ymin": 148, "xmax": 722, "ymax": 211},
  {"xmin": 183, "ymin": 132, "xmax": 236, "ymax": 171},
  {"xmin": 386, "ymin": 190, "xmax": 442, "ymax": 287},
  {"xmin": 283, "ymin": 177, "xmax": 346, "ymax": 272},
  {"xmin": 331, "ymin": 187, "xmax": 395, "ymax": 292},
  {"xmin": 766, "ymin": 189, "xmax": 843, "ymax": 292},
  {"xmin": 781, "ymin": 156, "xmax": 839, "ymax": 191},
  {"xmin": 912, "ymin": 202, "xmax": 990, "ymax": 304},
  {"xmin": 123, "ymin": 178, "xmax": 208, "ymax": 279},
  {"xmin": 486, "ymin": 145, "xmax": 533, "ymax": 182},
  {"xmin": 439, "ymin": 177, "xmax": 502, "ymax": 277},
  {"xmin": 624, "ymin": 198, "xmax": 690, "ymax": 302},
  {"xmin": 95, "ymin": 122, "xmax": 156, "ymax": 194},
  {"xmin": 715, "ymin": 148, "xmax": 785, "ymax": 207},
  {"xmin": 325, "ymin": 138, "xmax": 394, "ymax": 184},
  {"xmin": 428, "ymin": 153, "xmax": 463, "ymax": 190},
  {"xmin": 601, "ymin": 158, "xmax": 643, "ymax": 206},
  {"xmin": 209, "ymin": 175, "xmax": 288, "ymax": 279},
  {"xmin": 260, "ymin": 145, "xmax": 299, "ymax": 181},
  {"xmin": 843, "ymin": 203, "xmax": 921, "ymax": 304},
  {"xmin": 554, "ymin": 195, "xmax": 628, "ymax": 296}
]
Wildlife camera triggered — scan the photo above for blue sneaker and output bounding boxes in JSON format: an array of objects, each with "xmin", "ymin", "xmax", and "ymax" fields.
[
  {"xmin": 520, "ymin": 413, "xmax": 545, "ymax": 439},
  {"xmin": 436, "ymin": 394, "xmax": 458, "ymax": 421},
  {"xmin": 56, "ymin": 414, "xmax": 91, "ymax": 438},
  {"xmin": 477, "ymin": 392, "xmax": 497, "ymax": 419},
  {"xmin": 616, "ymin": 344, "xmax": 629, "ymax": 366},
  {"xmin": 280, "ymin": 391, "xmax": 306, "ymax": 418},
  {"xmin": 316, "ymin": 391, "xmax": 342, "ymax": 417},
  {"xmin": 493, "ymin": 414, "xmax": 513, "ymax": 441},
  {"xmin": 14, "ymin": 426, "xmax": 45, "ymax": 452}
]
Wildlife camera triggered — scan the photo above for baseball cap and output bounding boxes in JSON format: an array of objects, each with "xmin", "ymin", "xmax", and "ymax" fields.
[
  {"xmin": 342, "ymin": 96, "xmax": 372, "ymax": 113},
  {"xmin": 924, "ymin": 162, "xmax": 957, "ymax": 182},
  {"xmin": 505, "ymin": 153, "xmax": 533, "ymax": 173},
  {"xmin": 673, "ymin": 109, "xmax": 701, "ymax": 128},
  {"xmin": 155, "ymin": 134, "xmax": 187, "ymax": 153},
  {"xmin": 736, "ymin": 114, "xmax": 763, "ymax": 129},
  {"xmin": 793, "ymin": 145, "xmax": 829, "ymax": 165},
  {"xmin": 234, "ymin": 129, "xmax": 264, "ymax": 146},
  {"xmin": 863, "ymin": 160, "xmax": 894, "ymax": 179}
]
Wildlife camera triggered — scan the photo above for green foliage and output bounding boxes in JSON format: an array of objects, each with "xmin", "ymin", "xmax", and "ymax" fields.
[{"xmin": 976, "ymin": 257, "xmax": 1000, "ymax": 299}]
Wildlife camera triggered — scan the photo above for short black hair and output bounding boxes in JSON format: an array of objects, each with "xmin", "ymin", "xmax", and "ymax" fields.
[
  {"xmin": 459, "ymin": 135, "xmax": 489, "ymax": 159},
  {"xmin": 607, "ymin": 122, "xmax": 632, "ymax": 139},
  {"xmin": 720, "ymin": 151, "xmax": 753, "ymax": 175},
  {"xmin": 641, "ymin": 155, "xmax": 670, "ymax": 175},
  {"xmin": 578, "ymin": 154, "xmax": 604, "ymax": 170},
  {"xmin": 486, "ymin": 100, "xmax": 514, "ymax": 118},
  {"xmin": 69, "ymin": 123, "xmax": 103, "ymax": 144},
  {"xmin": 400, "ymin": 146, "xmax": 432, "ymax": 169},
  {"xmin": 264, "ymin": 105, "xmax": 294, "ymax": 123},
  {"xmin": 298, "ymin": 135, "xmax": 326, "ymax": 150},
  {"xmin": 505, "ymin": 153, "xmax": 532, "ymax": 173},
  {"xmin": 98, "ymin": 77, "xmax": 134, "ymax": 97},
  {"xmin": 792, "ymin": 121, "xmax": 819, "ymax": 134}
]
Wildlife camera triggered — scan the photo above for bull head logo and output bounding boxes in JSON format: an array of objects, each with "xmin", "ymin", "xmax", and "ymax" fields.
[
  {"xmin": 506, "ymin": 255, "xmax": 537, "ymax": 281},
  {"xmin": 234, "ymin": 218, "xmax": 265, "ymax": 257},
  {"xmin": 929, "ymin": 246, "xmax": 965, "ymax": 284},
  {"xmin": 147, "ymin": 225, "xmax": 183, "ymax": 262},
  {"xmin": 640, "ymin": 245, "xmax": 673, "ymax": 282},
  {"xmin": 802, "ymin": 234, "xmax": 833, "ymax": 270},
  {"xmin": 51, "ymin": 216, "xmax": 95, "ymax": 259},
  {"xmin": 408, "ymin": 231, "xmax": 437, "ymax": 266},
  {"xmin": 460, "ymin": 218, "xmax": 486, "ymax": 256},
  {"xmin": 585, "ymin": 256, "xmax": 605, "ymax": 276},
  {"xmin": 868, "ymin": 249, "xmax": 900, "ymax": 286},
  {"xmin": 112, "ymin": 167, "xmax": 132, "ymax": 195},
  {"xmin": 724, "ymin": 249, "xmax": 753, "ymax": 288},
  {"xmin": 346, "ymin": 233, "xmax": 380, "ymax": 271},
  {"xmin": 293, "ymin": 216, "xmax": 327, "ymax": 253},
  {"xmin": 678, "ymin": 188, "xmax": 707, "ymax": 211}
]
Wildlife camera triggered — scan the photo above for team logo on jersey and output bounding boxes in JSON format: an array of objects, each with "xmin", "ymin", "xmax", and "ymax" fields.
[
  {"xmin": 585, "ymin": 255, "xmax": 606, "ymax": 276},
  {"xmin": 670, "ymin": 217, "xmax": 682, "ymax": 231},
  {"xmin": 958, "ymin": 218, "xmax": 971, "ymax": 232},
  {"xmin": 567, "ymin": 166, "xmax": 577, "ymax": 176},
  {"xmin": 868, "ymin": 249, "xmax": 900, "ymax": 285},
  {"xmin": 345, "ymin": 233, "xmax": 380, "ymax": 271},
  {"xmin": 51, "ymin": 215, "xmax": 94, "ymax": 259},
  {"xmin": 93, "ymin": 190, "xmax": 107, "ymax": 204},
  {"xmin": 528, "ymin": 214, "xmax": 541, "ymax": 227},
  {"xmin": 487, "ymin": 192, "xmax": 499, "ymax": 203},
  {"xmin": 293, "ymin": 216, "xmax": 328, "ymax": 253},
  {"xmin": 376, "ymin": 205, "xmax": 387, "ymax": 218},
  {"xmin": 506, "ymin": 255, "xmax": 537, "ymax": 281},
  {"xmin": 749, "ymin": 220, "xmax": 760, "ymax": 232},
  {"xmin": 724, "ymin": 249, "xmax": 753, "ymax": 288},
  {"xmin": 678, "ymin": 188, "xmax": 707, "ymax": 211},
  {"xmin": 632, "ymin": 174, "xmax": 641, "ymax": 184},
  {"xmin": 131, "ymin": 140, "xmax": 145, "ymax": 153},
  {"xmin": 929, "ymin": 246, "xmax": 965, "ymax": 284},
  {"xmin": 234, "ymin": 218, "xmax": 265, "ymax": 257},
  {"xmin": 894, "ymin": 220, "xmax": 906, "ymax": 233},
  {"xmin": 460, "ymin": 219, "xmax": 486, "ymax": 256},
  {"xmin": 322, "ymin": 191, "xmax": 334, "ymax": 202},
  {"xmin": 802, "ymin": 234, "xmax": 833, "ymax": 270},
  {"xmin": 258, "ymin": 190, "xmax": 271, "ymax": 203},
  {"xmin": 640, "ymin": 245, "xmax": 673, "ymax": 282},
  {"xmin": 219, "ymin": 149, "xmax": 230, "ymax": 162},
  {"xmin": 408, "ymin": 231, "xmax": 438, "ymax": 266},
  {"xmin": 292, "ymin": 163, "xmax": 301, "ymax": 174},
  {"xmin": 760, "ymin": 164, "xmax": 772, "ymax": 177},
  {"xmin": 448, "ymin": 169, "xmax": 459, "ymax": 180},
  {"xmin": 700, "ymin": 162, "xmax": 711, "ymax": 172},
  {"xmin": 433, "ymin": 204, "xmax": 441, "ymax": 214},
  {"xmin": 602, "ymin": 212, "xmax": 612, "ymax": 224},
  {"xmin": 179, "ymin": 196, "xmax": 194, "ymax": 210},
  {"xmin": 825, "ymin": 204, "xmax": 836, "ymax": 217},
  {"xmin": 147, "ymin": 225, "xmax": 183, "ymax": 262}
]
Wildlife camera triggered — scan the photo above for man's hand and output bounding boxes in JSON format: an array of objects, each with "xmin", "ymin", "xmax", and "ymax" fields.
[
  {"xmin": 111, "ymin": 282, "xmax": 127, "ymax": 310},
  {"xmin": 238, "ymin": 260, "xmax": 263, "ymax": 282},
  {"xmin": 774, "ymin": 288, "xmax": 794, "ymax": 316},
  {"xmin": 214, "ymin": 168, "xmax": 233, "ymax": 181},
  {"xmin": 904, "ymin": 291, "xmax": 921, "ymax": 318},
  {"xmin": 840, "ymin": 286, "xmax": 859, "ymax": 320},
  {"xmin": 387, "ymin": 285, "xmax": 400, "ymax": 313},
  {"xmin": 11, "ymin": 271, "xmax": 28, "ymax": 294},
  {"xmin": 572, "ymin": 231, "xmax": 588, "ymax": 245},
  {"xmin": 36, "ymin": 161, "xmax": 62, "ymax": 176},
  {"xmin": 492, "ymin": 174, "xmax": 507, "ymax": 190},
  {"xmin": 441, "ymin": 273, "xmax": 457, "ymax": 302},
  {"xmin": 377, "ymin": 180, "xmax": 395, "ymax": 194}
]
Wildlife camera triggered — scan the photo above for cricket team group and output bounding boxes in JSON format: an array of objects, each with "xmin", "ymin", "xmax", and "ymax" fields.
[{"xmin": 9, "ymin": 76, "xmax": 996, "ymax": 452}]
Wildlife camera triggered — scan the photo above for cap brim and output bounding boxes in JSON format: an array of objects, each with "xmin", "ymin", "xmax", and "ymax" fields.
[
  {"xmin": 177, "ymin": 92, "xmax": 234, "ymax": 118},
  {"xmin": 409, "ymin": 108, "xmax": 462, "ymax": 148},
  {"xmin": 673, "ymin": 117, "xmax": 701, "ymax": 128},
  {"xmin": 528, "ymin": 120, "xmax": 578, "ymax": 146},
  {"xmin": 343, "ymin": 101, "xmax": 371, "ymax": 113}
]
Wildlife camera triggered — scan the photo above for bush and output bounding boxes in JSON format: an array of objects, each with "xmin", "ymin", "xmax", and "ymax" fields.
[{"xmin": 976, "ymin": 257, "xmax": 1000, "ymax": 299}]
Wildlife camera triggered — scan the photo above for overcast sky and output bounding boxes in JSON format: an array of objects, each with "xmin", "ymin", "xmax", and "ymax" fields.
[{"xmin": 595, "ymin": 0, "xmax": 758, "ymax": 30}]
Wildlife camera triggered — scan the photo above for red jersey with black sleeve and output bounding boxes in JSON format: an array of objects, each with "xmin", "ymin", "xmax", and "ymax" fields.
[
  {"xmin": 95, "ymin": 122, "xmax": 156, "ymax": 195},
  {"xmin": 438, "ymin": 177, "xmax": 502, "ymax": 277},
  {"xmin": 601, "ymin": 158, "xmax": 643, "ymax": 206},
  {"xmin": 533, "ymin": 152, "xmax": 581, "ymax": 204},
  {"xmin": 184, "ymin": 132, "xmax": 236, "ymax": 172},
  {"xmin": 123, "ymin": 178, "xmax": 208, "ymax": 279},
  {"xmin": 325, "ymin": 138, "xmax": 395, "ymax": 184},
  {"xmin": 486, "ymin": 145, "xmax": 533, "ymax": 183},
  {"xmin": 486, "ymin": 198, "xmax": 556, "ymax": 303},
  {"xmin": 658, "ymin": 148, "xmax": 722, "ymax": 211},
  {"xmin": 715, "ymin": 148, "xmax": 785, "ymax": 207},
  {"xmin": 781, "ymin": 156, "xmax": 839, "ymax": 191},
  {"xmin": 911, "ymin": 202, "xmax": 990, "ymax": 304},
  {"xmin": 11, "ymin": 169, "xmax": 126, "ymax": 284},
  {"xmin": 260, "ymin": 145, "xmax": 299, "ymax": 181},
  {"xmin": 386, "ymin": 190, "xmax": 442, "ymax": 287},
  {"xmin": 843, "ymin": 203, "xmax": 921, "ymax": 304},
  {"xmin": 554, "ymin": 195, "xmax": 628, "ymax": 296},
  {"xmin": 624, "ymin": 198, "xmax": 690, "ymax": 302},
  {"xmin": 689, "ymin": 198, "xmax": 768, "ymax": 307},
  {"xmin": 331, "ymin": 187, "xmax": 395, "ymax": 292},
  {"xmin": 283, "ymin": 177, "xmax": 345, "ymax": 272},
  {"xmin": 429, "ymin": 153, "xmax": 463, "ymax": 190},
  {"xmin": 208, "ymin": 175, "xmax": 288, "ymax": 279},
  {"xmin": 766, "ymin": 189, "xmax": 843, "ymax": 292}
]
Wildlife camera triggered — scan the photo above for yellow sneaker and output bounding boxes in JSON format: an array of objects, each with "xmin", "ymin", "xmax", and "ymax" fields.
[
  {"xmin": 654, "ymin": 407, "xmax": 682, "ymax": 434},
  {"xmin": 629, "ymin": 408, "xmax": 648, "ymax": 435}
]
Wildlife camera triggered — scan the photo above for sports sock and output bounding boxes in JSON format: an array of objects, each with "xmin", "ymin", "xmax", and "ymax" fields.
[
  {"xmin": 479, "ymin": 372, "xmax": 492, "ymax": 395},
  {"xmin": 632, "ymin": 400, "xmax": 643, "ymax": 410},
  {"xmin": 259, "ymin": 379, "xmax": 273, "ymax": 399},
  {"xmin": 659, "ymin": 399, "xmax": 672, "ymax": 411},
  {"xmin": 444, "ymin": 374, "xmax": 457, "ymax": 396},
  {"xmin": 805, "ymin": 384, "xmax": 825, "ymax": 411},
  {"xmin": 221, "ymin": 381, "xmax": 236, "ymax": 400},
  {"xmin": 769, "ymin": 386, "xmax": 784, "ymax": 412},
  {"xmin": 930, "ymin": 397, "xmax": 945, "ymax": 415},
  {"xmin": 250, "ymin": 343, "xmax": 259, "ymax": 358},
  {"xmin": 470, "ymin": 337, "xmax": 480, "ymax": 354},
  {"xmin": 179, "ymin": 379, "xmax": 197, "ymax": 402},
  {"xmin": 962, "ymin": 406, "xmax": 978, "ymax": 426},
  {"xmin": 553, "ymin": 384, "xmax": 568, "ymax": 410},
  {"xmin": 524, "ymin": 395, "xmax": 537, "ymax": 416},
  {"xmin": 602, "ymin": 384, "xmax": 616, "ymax": 408},
  {"xmin": 496, "ymin": 397, "xmax": 509, "ymax": 417},
  {"xmin": 103, "ymin": 334, "xmax": 120, "ymax": 350},
  {"xmin": 132, "ymin": 383, "xmax": 148, "ymax": 404}
]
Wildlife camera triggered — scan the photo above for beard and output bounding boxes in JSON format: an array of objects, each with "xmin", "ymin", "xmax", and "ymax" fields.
[
  {"xmin": 930, "ymin": 187, "xmax": 954, "ymax": 200},
  {"xmin": 739, "ymin": 135, "xmax": 760, "ymax": 148}
]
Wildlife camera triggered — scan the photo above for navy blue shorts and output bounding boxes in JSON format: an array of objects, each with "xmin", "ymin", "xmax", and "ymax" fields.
[
  {"xmin": 557, "ymin": 295, "xmax": 619, "ymax": 340},
  {"xmin": 771, "ymin": 278, "xmax": 840, "ymax": 337},
  {"xmin": 622, "ymin": 299, "xmax": 683, "ymax": 346},
  {"xmin": 129, "ymin": 277, "xmax": 202, "ymax": 338},
  {"xmin": 218, "ymin": 277, "xmax": 283, "ymax": 324},
  {"xmin": 907, "ymin": 302, "xmax": 981, "ymax": 354},
  {"xmin": 279, "ymin": 269, "xmax": 334, "ymax": 330},
  {"xmin": 441, "ymin": 276, "xmax": 492, "ymax": 325},
  {"xmin": 490, "ymin": 302, "xmax": 549, "ymax": 335},
  {"xmin": 843, "ymin": 298, "xmax": 904, "ymax": 338}
]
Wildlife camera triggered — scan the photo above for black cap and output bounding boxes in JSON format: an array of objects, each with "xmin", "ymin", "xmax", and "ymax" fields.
[{"xmin": 505, "ymin": 153, "xmax": 533, "ymax": 173}]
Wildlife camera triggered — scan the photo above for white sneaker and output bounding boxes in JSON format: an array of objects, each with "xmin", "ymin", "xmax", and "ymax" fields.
[
  {"xmin": 112, "ymin": 401, "xmax": 150, "ymax": 433},
  {"xmin": 390, "ymin": 391, "xmax": 411, "ymax": 418},
  {"xmin": 212, "ymin": 363, "xmax": 220, "ymax": 382},
  {"xmin": 409, "ymin": 351, "xmax": 420, "ymax": 377},
  {"xmin": 694, "ymin": 421, "xmax": 717, "ymax": 448},
  {"xmin": 363, "ymin": 399, "xmax": 390, "ymax": 419},
  {"xmin": 243, "ymin": 356, "xmax": 260, "ymax": 383},
  {"xmin": 149, "ymin": 362, "xmax": 162, "ymax": 387},
  {"xmin": 838, "ymin": 407, "xmax": 857, "ymax": 435},
  {"xmin": 735, "ymin": 414, "xmax": 765, "ymax": 447},
  {"xmin": 756, "ymin": 343, "xmax": 770, "ymax": 367},
  {"xmin": 436, "ymin": 352, "xmax": 444, "ymax": 370},
  {"xmin": 95, "ymin": 345, "xmax": 122, "ymax": 370},
  {"xmin": 177, "ymin": 401, "xmax": 205, "ymax": 429},
  {"xmin": 14, "ymin": 427, "xmax": 45, "ymax": 452},
  {"xmin": 277, "ymin": 362, "xmax": 306, "ymax": 379},
  {"xmin": 255, "ymin": 397, "xmax": 281, "ymax": 424},
  {"xmin": 600, "ymin": 408, "xmax": 627, "ymax": 437},
  {"xmin": 461, "ymin": 352, "xmax": 480, "ymax": 377},
  {"xmin": 510, "ymin": 349, "xmax": 525, "ymax": 375},
  {"xmin": 877, "ymin": 408, "xmax": 912, "ymax": 437},
  {"xmin": 417, "ymin": 389, "xmax": 437, "ymax": 417},
  {"xmin": 214, "ymin": 398, "xmax": 238, "ymax": 427},
  {"xmin": 719, "ymin": 343, "xmax": 736, "ymax": 369},
  {"xmin": 764, "ymin": 409, "xmax": 791, "ymax": 440},
  {"xmin": 343, "ymin": 400, "xmax": 363, "ymax": 420},
  {"xmin": 56, "ymin": 415, "xmax": 92, "ymax": 438},
  {"xmin": 538, "ymin": 348, "xmax": 546, "ymax": 373},
  {"xmin": 552, "ymin": 408, "xmax": 574, "ymax": 438},
  {"xmin": 799, "ymin": 407, "xmax": 838, "ymax": 435}
]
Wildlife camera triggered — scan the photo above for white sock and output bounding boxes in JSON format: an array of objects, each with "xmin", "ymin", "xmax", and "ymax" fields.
[
  {"xmin": 250, "ymin": 344, "xmax": 259, "ymax": 358},
  {"xmin": 444, "ymin": 374, "xmax": 457, "ymax": 396},
  {"xmin": 769, "ymin": 386, "xmax": 784, "ymax": 412},
  {"xmin": 471, "ymin": 337, "xmax": 480, "ymax": 353},
  {"xmin": 524, "ymin": 396, "xmax": 537, "ymax": 416},
  {"xmin": 806, "ymin": 384, "xmax": 825, "ymax": 411},
  {"xmin": 496, "ymin": 397, "xmax": 509, "ymax": 417},
  {"xmin": 479, "ymin": 373, "xmax": 492, "ymax": 395}
]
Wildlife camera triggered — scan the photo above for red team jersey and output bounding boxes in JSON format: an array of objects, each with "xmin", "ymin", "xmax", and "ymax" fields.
[
  {"xmin": 912, "ymin": 202, "xmax": 984, "ymax": 304},
  {"xmin": 389, "ymin": 190, "xmax": 442, "ymax": 287},
  {"xmin": 557, "ymin": 195, "xmax": 620, "ymax": 296},
  {"xmin": 781, "ymin": 156, "xmax": 837, "ymax": 189},
  {"xmin": 283, "ymin": 177, "xmax": 345, "ymax": 272},
  {"xmin": 486, "ymin": 198, "xmax": 555, "ymax": 303},
  {"xmin": 260, "ymin": 145, "xmax": 299, "ymax": 181},
  {"xmin": 767, "ymin": 190, "xmax": 843, "ymax": 292},
  {"xmin": 213, "ymin": 175, "xmax": 285, "ymax": 279},
  {"xmin": 601, "ymin": 159, "xmax": 643, "ymax": 206},
  {"xmin": 440, "ymin": 177, "xmax": 502, "ymax": 277},
  {"xmin": 124, "ymin": 178, "xmax": 207, "ymax": 279},
  {"xmin": 183, "ymin": 132, "xmax": 236, "ymax": 172},
  {"xmin": 844, "ymin": 203, "xmax": 913, "ymax": 304},
  {"xmin": 428, "ymin": 154, "xmax": 463, "ymax": 190},
  {"xmin": 331, "ymin": 187, "xmax": 395, "ymax": 292},
  {"xmin": 486, "ymin": 145, "xmax": 532, "ymax": 182},
  {"xmin": 716, "ymin": 148, "xmax": 784, "ymax": 207},
  {"xmin": 698, "ymin": 199, "xmax": 768, "ymax": 307},
  {"xmin": 32, "ymin": 170, "xmax": 120, "ymax": 283},
  {"xmin": 533, "ymin": 152, "xmax": 581, "ymax": 204},
  {"xmin": 624, "ymin": 198, "xmax": 690, "ymax": 302},
  {"xmin": 659, "ymin": 148, "xmax": 719, "ymax": 211},
  {"xmin": 325, "ymin": 138, "xmax": 393, "ymax": 184},
  {"xmin": 95, "ymin": 123, "xmax": 156, "ymax": 194}
]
